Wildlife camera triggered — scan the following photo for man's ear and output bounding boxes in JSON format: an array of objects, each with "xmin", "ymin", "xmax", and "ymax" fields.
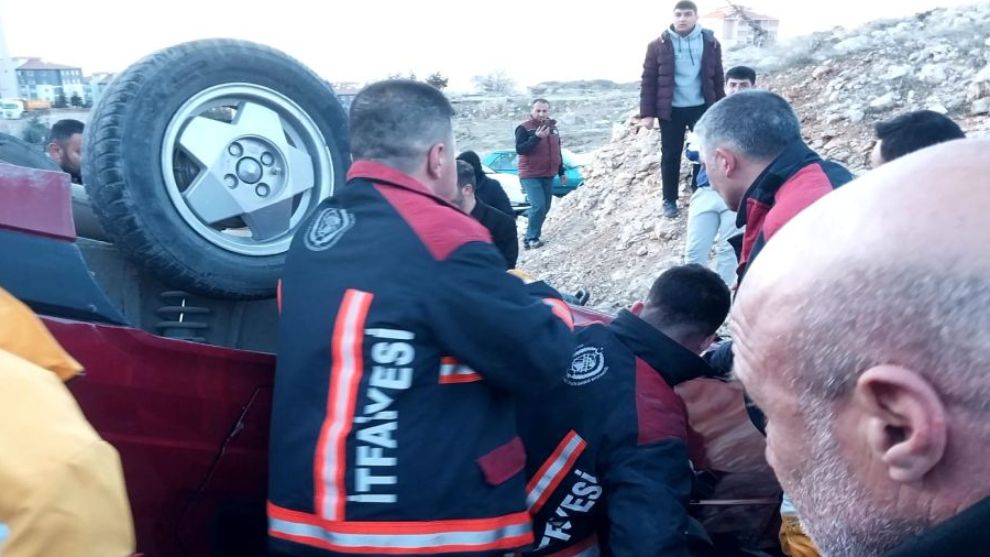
[
  {"xmin": 47, "ymin": 142, "xmax": 61, "ymax": 161},
  {"xmin": 630, "ymin": 301, "xmax": 645, "ymax": 315},
  {"xmin": 426, "ymin": 142, "xmax": 449, "ymax": 180},
  {"xmin": 714, "ymin": 147, "xmax": 736, "ymax": 178},
  {"xmin": 854, "ymin": 365, "xmax": 948, "ymax": 482}
]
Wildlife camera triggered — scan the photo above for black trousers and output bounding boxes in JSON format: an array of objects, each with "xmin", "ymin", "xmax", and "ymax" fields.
[{"xmin": 659, "ymin": 104, "xmax": 707, "ymax": 202}]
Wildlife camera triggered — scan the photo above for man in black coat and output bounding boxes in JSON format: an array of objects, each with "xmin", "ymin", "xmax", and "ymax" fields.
[
  {"xmin": 457, "ymin": 151, "xmax": 516, "ymax": 219},
  {"xmin": 453, "ymin": 160, "xmax": 518, "ymax": 269}
]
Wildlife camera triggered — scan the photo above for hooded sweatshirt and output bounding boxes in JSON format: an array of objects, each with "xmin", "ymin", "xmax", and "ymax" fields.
[{"xmin": 671, "ymin": 24, "xmax": 706, "ymax": 108}]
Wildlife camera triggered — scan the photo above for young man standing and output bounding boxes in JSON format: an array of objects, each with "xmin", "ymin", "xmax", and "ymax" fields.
[
  {"xmin": 724, "ymin": 65, "xmax": 757, "ymax": 95},
  {"xmin": 516, "ymin": 99, "xmax": 566, "ymax": 249},
  {"xmin": 640, "ymin": 1, "xmax": 725, "ymax": 218}
]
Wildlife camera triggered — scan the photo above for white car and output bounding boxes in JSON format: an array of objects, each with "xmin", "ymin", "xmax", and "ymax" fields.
[
  {"xmin": 1, "ymin": 99, "xmax": 24, "ymax": 120},
  {"xmin": 482, "ymin": 164, "xmax": 529, "ymax": 215}
]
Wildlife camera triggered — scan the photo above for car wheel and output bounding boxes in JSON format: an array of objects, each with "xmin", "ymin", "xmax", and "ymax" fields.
[{"xmin": 83, "ymin": 39, "xmax": 349, "ymax": 299}]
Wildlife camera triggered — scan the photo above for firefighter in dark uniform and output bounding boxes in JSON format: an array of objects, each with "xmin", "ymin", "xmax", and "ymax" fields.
[
  {"xmin": 269, "ymin": 80, "xmax": 577, "ymax": 557},
  {"xmin": 517, "ymin": 265, "xmax": 731, "ymax": 557}
]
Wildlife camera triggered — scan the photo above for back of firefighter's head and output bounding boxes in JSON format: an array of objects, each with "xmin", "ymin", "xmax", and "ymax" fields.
[
  {"xmin": 350, "ymin": 79, "xmax": 458, "ymax": 202},
  {"xmin": 638, "ymin": 264, "xmax": 730, "ymax": 354}
]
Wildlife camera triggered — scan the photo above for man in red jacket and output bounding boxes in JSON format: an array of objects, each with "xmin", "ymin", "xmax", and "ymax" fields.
[
  {"xmin": 515, "ymin": 99, "xmax": 567, "ymax": 250},
  {"xmin": 695, "ymin": 90, "xmax": 853, "ymax": 286},
  {"xmin": 695, "ymin": 89, "xmax": 853, "ymax": 557},
  {"xmin": 640, "ymin": 0, "xmax": 725, "ymax": 219}
]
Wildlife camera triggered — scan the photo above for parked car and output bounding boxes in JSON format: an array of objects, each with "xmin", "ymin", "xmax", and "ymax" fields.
[
  {"xmin": 483, "ymin": 148, "xmax": 586, "ymax": 197},
  {"xmin": 0, "ymin": 99, "xmax": 24, "ymax": 119},
  {"xmin": 482, "ymin": 163, "xmax": 530, "ymax": 215}
]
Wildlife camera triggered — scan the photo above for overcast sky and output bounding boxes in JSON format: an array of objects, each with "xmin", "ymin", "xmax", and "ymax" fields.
[{"xmin": 0, "ymin": 0, "xmax": 979, "ymax": 90}]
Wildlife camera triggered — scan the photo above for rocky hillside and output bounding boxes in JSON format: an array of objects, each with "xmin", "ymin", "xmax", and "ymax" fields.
[{"xmin": 517, "ymin": 2, "xmax": 990, "ymax": 311}]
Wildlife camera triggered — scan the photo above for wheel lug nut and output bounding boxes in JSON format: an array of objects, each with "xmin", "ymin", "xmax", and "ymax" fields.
[
  {"xmin": 261, "ymin": 152, "xmax": 275, "ymax": 166},
  {"xmin": 224, "ymin": 174, "xmax": 238, "ymax": 188},
  {"xmin": 256, "ymin": 183, "xmax": 270, "ymax": 197},
  {"xmin": 228, "ymin": 142, "xmax": 243, "ymax": 157}
]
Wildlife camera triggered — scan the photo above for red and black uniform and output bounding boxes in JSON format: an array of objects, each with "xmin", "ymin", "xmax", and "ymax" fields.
[
  {"xmin": 269, "ymin": 161, "xmax": 577, "ymax": 556},
  {"xmin": 516, "ymin": 310, "xmax": 712, "ymax": 557},
  {"xmin": 710, "ymin": 143, "xmax": 854, "ymax": 427},
  {"xmin": 731, "ymin": 142, "xmax": 854, "ymax": 285}
]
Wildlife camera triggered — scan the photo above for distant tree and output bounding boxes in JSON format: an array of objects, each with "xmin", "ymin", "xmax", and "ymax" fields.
[
  {"xmin": 53, "ymin": 92, "xmax": 68, "ymax": 109},
  {"xmin": 472, "ymin": 71, "xmax": 516, "ymax": 94},
  {"xmin": 387, "ymin": 72, "xmax": 418, "ymax": 81},
  {"xmin": 21, "ymin": 113, "xmax": 49, "ymax": 145},
  {"xmin": 426, "ymin": 72, "xmax": 449, "ymax": 90},
  {"xmin": 69, "ymin": 92, "xmax": 83, "ymax": 107}
]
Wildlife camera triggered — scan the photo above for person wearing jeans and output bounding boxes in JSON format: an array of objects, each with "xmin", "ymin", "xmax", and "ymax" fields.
[
  {"xmin": 639, "ymin": 0, "xmax": 724, "ymax": 218},
  {"xmin": 515, "ymin": 99, "xmax": 566, "ymax": 249},
  {"xmin": 681, "ymin": 66, "xmax": 757, "ymax": 284},
  {"xmin": 520, "ymin": 177, "xmax": 553, "ymax": 248}
]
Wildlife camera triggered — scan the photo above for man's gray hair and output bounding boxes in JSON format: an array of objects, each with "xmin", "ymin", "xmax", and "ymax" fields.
[
  {"xmin": 786, "ymin": 264, "xmax": 990, "ymax": 415},
  {"xmin": 350, "ymin": 80, "xmax": 455, "ymax": 173},
  {"xmin": 695, "ymin": 90, "xmax": 802, "ymax": 161}
]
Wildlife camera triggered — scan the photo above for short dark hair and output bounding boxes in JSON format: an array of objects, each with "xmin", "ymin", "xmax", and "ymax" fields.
[
  {"xmin": 695, "ymin": 90, "xmax": 802, "ymax": 161},
  {"xmin": 874, "ymin": 110, "xmax": 965, "ymax": 163},
  {"xmin": 350, "ymin": 80, "xmax": 454, "ymax": 172},
  {"xmin": 674, "ymin": 1, "xmax": 698, "ymax": 12},
  {"xmin": 456, "ymin": 160, "xmax": 476, "ymax": 188},
  {"xmin": 725, "ymin": 66, "xmax": 757, "ymax": 84},
  {"xmin": 532, "ymin": 98, "xmax": 550, "ymax": 107},
  {"xmin": 645, "ymin": 264, "xmax": 731, "ymax": 338},
  {"xmin": 49, "ymin": 119, "xmax": 84, "ymax": 146}
]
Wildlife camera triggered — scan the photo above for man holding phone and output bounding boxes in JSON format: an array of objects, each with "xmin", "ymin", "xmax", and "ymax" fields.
[{"xmin": 515, "ymin": 99, "xmax": 567, "ymax": 250}]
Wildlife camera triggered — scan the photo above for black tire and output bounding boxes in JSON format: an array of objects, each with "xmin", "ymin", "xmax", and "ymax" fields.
[
  {"xmin": 83, "ymin": 39, "xmax": 349, "ymax": 299},
  {"xmin": 0, "ymin": 132, "xmax": 59, "ymax": 171}
]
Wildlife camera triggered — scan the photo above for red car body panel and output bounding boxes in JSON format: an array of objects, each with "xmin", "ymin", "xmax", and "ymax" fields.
[
  {"xmin": 0, "ymin": 162, "xmax": 75, "ymax": 239},
  {"xmin": 48, "ymin": 318, "xmax": 273, "ymax": 556}
]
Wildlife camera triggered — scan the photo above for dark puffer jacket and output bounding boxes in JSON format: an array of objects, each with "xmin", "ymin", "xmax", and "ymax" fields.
[{"xmin": 640, "ymin": 26, "xmax": 725, "ymax": 121}]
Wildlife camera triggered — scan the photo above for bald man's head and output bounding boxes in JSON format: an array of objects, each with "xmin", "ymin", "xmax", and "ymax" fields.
[{"xmin": 732, "ymin": 138, "xmax": 990, "ymax": 557}]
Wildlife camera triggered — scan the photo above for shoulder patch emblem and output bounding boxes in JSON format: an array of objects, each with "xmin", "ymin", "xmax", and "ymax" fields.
[
  {"xmin": 304, "ymin": 207, "xmax": 355, "ymax": 251},
  {"xmin": 565, "ymin": 345, "xmax": 608, "ymax": 386}
]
